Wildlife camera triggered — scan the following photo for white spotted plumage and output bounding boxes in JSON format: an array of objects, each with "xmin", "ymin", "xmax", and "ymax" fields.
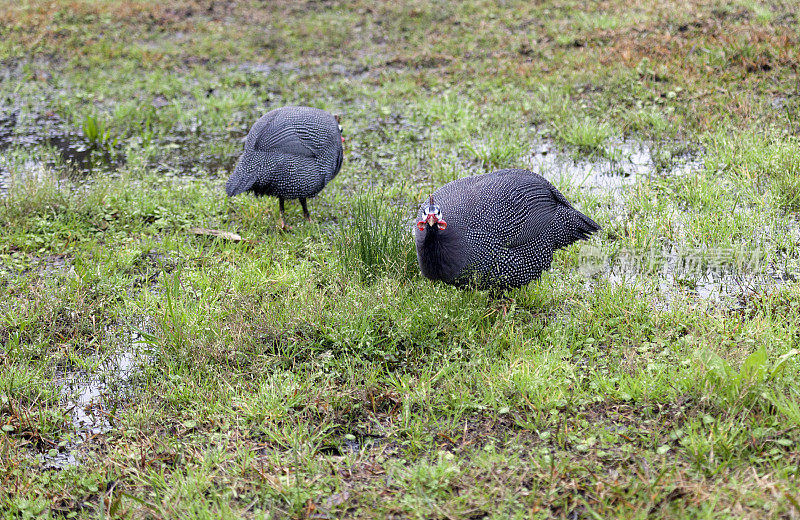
[
  {"xmin": 225, "ymin": 106, "xmax": 343, "ymax": 202},
  {"xmin": 415, "ymin": 169, "xmax": 600, "ymax": 290}
]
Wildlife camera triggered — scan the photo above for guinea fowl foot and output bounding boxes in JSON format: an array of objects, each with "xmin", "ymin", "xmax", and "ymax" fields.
[
  {"xmin": 278, "ymin": 219, "xmax": 292, "ymax": 232},
  {"xmin": 492, "ymin": 295, "xmax": 515, "ymax": 316}
]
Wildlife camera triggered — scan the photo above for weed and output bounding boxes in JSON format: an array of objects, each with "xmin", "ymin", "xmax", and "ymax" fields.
[{"xmin": 465, "ymin": 132, "xmax": 527, "ymax": 170}]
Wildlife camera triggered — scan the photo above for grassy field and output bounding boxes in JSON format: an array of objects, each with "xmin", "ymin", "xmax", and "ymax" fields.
[{"xmin": 2, "ymin": 0, "xmax": 800, "ymax": 518}]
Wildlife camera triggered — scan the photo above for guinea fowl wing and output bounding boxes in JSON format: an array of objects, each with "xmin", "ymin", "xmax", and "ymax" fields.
[
  {"xmin": 503, "ymin": 176, "xmax": 564, "ymax": 249},
  {"xmin": 502, "ymin": 170, "xmax": 600, "ymax": 249}
]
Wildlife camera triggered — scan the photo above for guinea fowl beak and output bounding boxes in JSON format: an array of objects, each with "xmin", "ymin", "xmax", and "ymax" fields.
[{"xmin": 418, "ymin": 213, "xmax": 447, "ymax": 230}]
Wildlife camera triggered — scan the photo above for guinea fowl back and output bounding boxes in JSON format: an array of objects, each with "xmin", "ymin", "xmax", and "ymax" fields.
[{"xmin": 225, "ymin": 106, "xmax": 343, "ymax": 200}]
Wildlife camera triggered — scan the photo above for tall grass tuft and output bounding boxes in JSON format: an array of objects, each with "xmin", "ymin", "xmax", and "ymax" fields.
[
  {"xmin": 557, "ymin": 115, "xmax": 614, "ymax": 156},
  {"xmin": 82, "ymin": 112, "xmax": 118, "ymax": 149},
  {"xmin": 1, "ymin": 164, "xmax": 66, "ymax": 222},
  {"xmin": 465, "ymin": 132, "xmax": 527, "ymax": 170},
  {"xmin": 335, "ymin": 193, "xmax": 418, "ymax": 282}
]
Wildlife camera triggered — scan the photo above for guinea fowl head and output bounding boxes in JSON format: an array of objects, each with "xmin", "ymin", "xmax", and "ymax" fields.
[{"xmin": 417, "ymin": 196, "xmax": 448, "ymax": 231}]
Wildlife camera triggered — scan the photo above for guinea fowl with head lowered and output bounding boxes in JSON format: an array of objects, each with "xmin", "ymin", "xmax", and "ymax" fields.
[
  {"xmin": 226, "ymin": 106, "xmax": 344, "ymax": 230},
  {"xmin": 415, "ymin": 169, "xmax": 600, "ymax": 290}
]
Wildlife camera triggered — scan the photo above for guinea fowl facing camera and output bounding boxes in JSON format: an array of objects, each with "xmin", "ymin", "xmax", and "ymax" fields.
[
  {"xmin": 415, "ymin": 169, "xmax": 600, "ymax": 290},
  {"xmin": 226, "ymin": 106, "xmax": 344, "ymax": 230}
]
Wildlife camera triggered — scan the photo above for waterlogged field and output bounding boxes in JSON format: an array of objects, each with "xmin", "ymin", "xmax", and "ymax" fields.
[{"xmin": 1, "ymin": 1, "xmax": 800, "ymax": 518}]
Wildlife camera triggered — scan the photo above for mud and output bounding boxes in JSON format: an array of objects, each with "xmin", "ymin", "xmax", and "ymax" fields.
[
  {"xmin": 0, "ymin": 107, "xmax": 125, "ymax": 196},
  {"xmin": 154, "ymin": 123, "xmax": 246, "ymax": 176}
]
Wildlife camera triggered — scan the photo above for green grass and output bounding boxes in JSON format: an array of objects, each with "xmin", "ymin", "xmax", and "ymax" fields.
[
  {"xmin": 556, "ymin": 115, "xmax": 616, "ymax": 156},
  {"xmin": 1, "ymin": 0, "xmax": 800, "ymax": 518},
  {"xmin": 335, "ymin": 193, "xmax": 418, "ymax": 283}
]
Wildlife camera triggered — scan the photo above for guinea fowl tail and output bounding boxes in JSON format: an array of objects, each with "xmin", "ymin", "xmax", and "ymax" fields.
[
  {"xmin": 555, "ymin": 206, "xmax": 601, "ymax": 249},
  {"xmin": 225, "ymin": 154, "xmax": 258, "ymax": 197}
]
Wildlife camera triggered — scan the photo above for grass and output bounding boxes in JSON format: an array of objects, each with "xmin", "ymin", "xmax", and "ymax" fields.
[
  {"xmin": 335, "ymin": 194, "xmax": 418, "ymax": 283},
  {"xmin": 556, "ymin": 115, "xmax": 616, "ymax": 156},
  {"xmin": 1, "ymin": 0, "xmax": 800, "ymax": 518}
]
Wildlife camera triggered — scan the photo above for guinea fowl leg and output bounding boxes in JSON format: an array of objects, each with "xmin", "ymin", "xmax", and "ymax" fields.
[
  {"xmin": 278, "ymin": 198, "xmax": 291, "ymax": 231},
  {"xmin": 489, "ymin": 288, "xmax": 514, "ymax": 315},
  {"xmin": 299, "ymin": 198, "xmax": 311, "ymax": 221}
]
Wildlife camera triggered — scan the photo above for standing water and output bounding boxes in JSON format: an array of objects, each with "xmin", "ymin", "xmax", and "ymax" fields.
[{"xmin": 43, "ymin": 330, "xmax": 147, "ymax": 469}]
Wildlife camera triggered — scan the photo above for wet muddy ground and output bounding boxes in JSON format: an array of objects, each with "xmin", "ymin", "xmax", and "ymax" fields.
[
  {"xmin": 0, "ymin": 66, "xmax": 797, "ymax": 520},
  {"xmin": 6, "ymin": 133, "xmax": 793, "ymax": 473},
  {"xmin": 525, "ymin": 140, "xmax": 800, "ymax": 307},
  {"xmin": 526, "ymin": 140, "xmax": 701, "ymax": 195},
  {"xmin": 40, "ymin": 327, "xmax": 148, "ymax": 469},
  {"xmin": 0, "ymin": 102, "xmax": 246, "ymax": 197}
]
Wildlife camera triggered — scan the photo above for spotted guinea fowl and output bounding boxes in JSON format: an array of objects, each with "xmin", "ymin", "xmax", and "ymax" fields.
[
  {"xmin": 226, "ymin": 106, "xmax": 344, "ymax": 230},
  {"xmin": 415, "ymin": 169, "xmax": 600, "ymax": 290}
]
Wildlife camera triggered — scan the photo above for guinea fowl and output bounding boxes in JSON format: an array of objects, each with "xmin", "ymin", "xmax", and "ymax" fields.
[
  {"xmin": 415, "ymin": 169, "xmax": 600, "ymax": 290},
  {"xmin": 226, "ymin": 106, "xmax": 344, "ymax": 230}
]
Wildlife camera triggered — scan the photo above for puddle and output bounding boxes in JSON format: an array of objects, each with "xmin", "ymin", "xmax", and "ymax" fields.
[
  {"xmin": 319, "ymin": 433, "xmax": 393, "ymax": 457},
  {"xmin": 0, "ymin": 108, "xmax": 246, "ymax": 195},
  {"xmin": 38, "ymin": 254, "xmax": 73, "ymax": 274},
  {"xmin": 41, "ymin": 327, "xmax": 148, "ymax": 469},
  {"xmin": 652, "ymin": 248, "xmax": 797, "ymax": 305},
  {"xmin": 581, "ymin": 244, "xmax": 799, "ymax": 306},
  {"xmin": 237, "ymin": 61, "xmax": 303, "ymax": 75},
  {"xmin": 0, "ymin": 109, "xmax": 19, "ymax": 195},
  {"xmin": 0, "ymin": 109, "xmax": 126, "ymax": 195},
  {"xmin": 12, "ymin": 117, "xmax": 123, "ymax": 172},
  {"xmin": 0, "ymin": 157, "xmax": 54, "ymax": 198},
  {"xmin": 525, "ymin": 140, "xmax": 702, "ymax": 199},
  {"xmin": 0, "ymin": 109, "xmax": 17, "ymax": 145},
  {"xmin": 550, "ymin": 140, "xmax": 800, "ymax": 306}
]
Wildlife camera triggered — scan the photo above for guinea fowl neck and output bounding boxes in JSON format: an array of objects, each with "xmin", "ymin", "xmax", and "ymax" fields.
[{"xmin": 417, "ymin": 224, "xmax": 467, "ymax": 283}]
